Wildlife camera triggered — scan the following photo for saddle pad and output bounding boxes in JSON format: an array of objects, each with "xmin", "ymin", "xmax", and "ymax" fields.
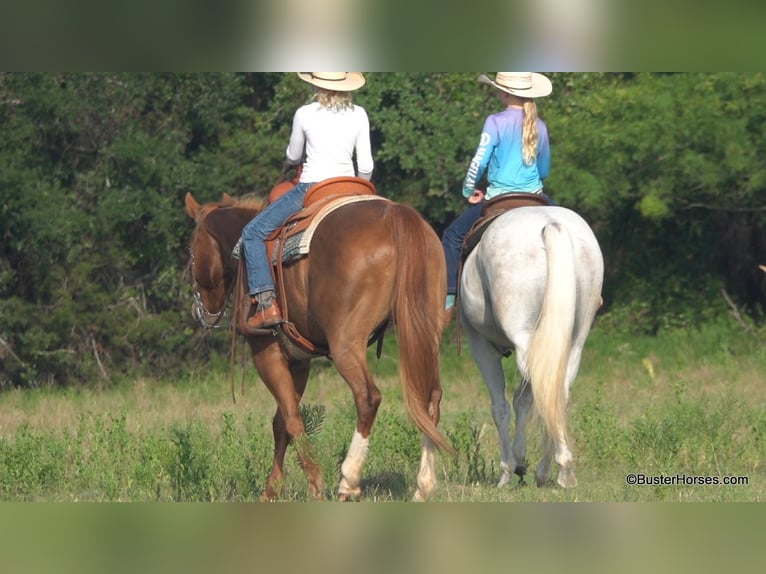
[
  {"xmin": 272, "ymin": 195, "xmax": 390, "ymax": 265},
  {"xmin": 271, "ymin": 233, "xmax": 304, "ymax": 265}
]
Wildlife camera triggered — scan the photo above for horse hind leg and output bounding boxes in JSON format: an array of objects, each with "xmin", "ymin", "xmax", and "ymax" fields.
[
  {"xmin": 338, "ymin": 429, "xmax": 374, "ymax": 501},
  {"xmin": 332, "ymin": 343, "xmax": 382, "ymax": 501},
  {"xmin": 535, "ymin": 436, "xmax": 555, "ymax": 487},
  {"xmin": 550, "ymin": 355, "xmax": 586, "ymax": 489},
  {"xmin": 511, "ymin": 378, "xmax": 534, "ymax": 484},
  {"xmin": 555, "ymin": 443, "xmax": 578, "ymax": 488},
  {"xmin": 537, "ymin": 350, "xmax": 585, "ymax": 488},
  {"xmin": 465, "ymin": 329, "xmax": 517, "ymax": 488},
  {"xmin": 533, "ymin": 373, "xmax": 577, "ymax": 489},
  {"xmin": 412, "ymin": 436, "xmax": 437, "ymax": 501},
  {"xmin": 535, "ymin": 433, "xmax": 577, "ymax": 488},
  {"xmin": 526, "ymin": 349, "xmax": 578, "ymax": 488},
  {"xmin": 412, "ymin": 386, "xmax": 443, "ymax": 501}
]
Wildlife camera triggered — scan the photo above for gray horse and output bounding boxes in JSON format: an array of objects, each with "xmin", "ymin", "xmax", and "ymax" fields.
[{"xmin": 459, "ymin": 205, "xmax": 604, "ymax": 488}]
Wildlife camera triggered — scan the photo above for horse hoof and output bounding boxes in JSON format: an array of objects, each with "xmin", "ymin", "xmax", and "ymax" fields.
[
  {"xmin": 556, "ymin": 469, "xmax": 578, "ymax": 488},
  {"xmin": 412, "ymin": 490, "xmax": 428, "ymax": 502},
  {"xmin": 535, "ymin": 474, "xmax": 553, "ymax": 488},
  {"xmin": 337, "ymin": 486, "xmax": 361, "ymax": 501}
]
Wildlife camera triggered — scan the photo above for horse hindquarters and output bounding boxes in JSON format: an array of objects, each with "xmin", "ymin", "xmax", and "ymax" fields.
[{"xmin": 294, "ymin": 202, "xmax": 450, "ymax": 500}]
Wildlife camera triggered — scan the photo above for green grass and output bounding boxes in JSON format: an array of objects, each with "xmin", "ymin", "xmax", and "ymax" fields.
[{"xmin": 0, "ymin": 317, "xmax": 764, "ymax": 501}]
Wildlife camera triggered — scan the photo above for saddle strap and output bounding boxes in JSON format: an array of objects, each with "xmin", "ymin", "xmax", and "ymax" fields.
[
  {"xmin": 280, "ymin": 321, "xmax": 329, "ymax": 358},
  {"xmin": 273, "ymin": 225, "xmax": 329, "ymax": 357}
]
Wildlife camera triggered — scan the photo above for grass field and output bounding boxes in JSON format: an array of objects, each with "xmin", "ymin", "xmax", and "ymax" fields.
[{"xmin": 0, "ymin": 317, "xmax": 764, "ymax": 502}]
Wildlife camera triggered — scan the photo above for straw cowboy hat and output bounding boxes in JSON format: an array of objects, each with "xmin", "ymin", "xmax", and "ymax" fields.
[
  {"xmin": 297, "ymin": 72, "xmax": 366, "ymax": 91},
  {"xmin": 477, "ymin": 72, "xmax": 552, "ymax": 98}
]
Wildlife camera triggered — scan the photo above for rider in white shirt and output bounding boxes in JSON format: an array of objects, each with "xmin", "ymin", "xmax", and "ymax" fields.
[{"xmin": 241, "ymin": 72, "xmax": 373, "ymax": 332}]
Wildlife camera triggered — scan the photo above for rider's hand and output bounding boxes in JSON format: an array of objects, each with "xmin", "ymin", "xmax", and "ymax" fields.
[{"xmin": 468, "ymin": 189, "xmax": 485, "ymax": 204}]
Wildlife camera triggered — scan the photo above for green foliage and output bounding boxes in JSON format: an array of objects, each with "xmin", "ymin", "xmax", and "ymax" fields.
[
  {"xmin": 572, "ymin": 380, "xmax": 627, "ymax": 465},
  {"xmin": 2, "ymin": 72, "xmax": 766, "ymax": 386},
  {"xmin": 0, "ymin": 423, "xmax": 66, "ymax": 499},
  {"xmin": 0, "ymin": 409, "xmax": 272, "ymax": 501},
  {"xmin": 0, "ymin": 73, "xmax": 258, "ymax": 386},
  {"xmin": 598, "ymin": 271, "xmax": 726, "ymax": 335},
  {"xmin": 445, "ymin": 412, "xmax": 489, "ymax": 484},
  {"xmin": 299, "ymin": 403, "xmax": 327, "ymax": 438},
  {"xmin": 359, "ymin": 73, "xmax": 488, "ymax": 223},
  {"xmin": 548, "ymin": 72, "xmax": 766, "ymax": 323},
  {"xmin": 366, "ymin": 410, "xmax": 422, "ymax": 475}
]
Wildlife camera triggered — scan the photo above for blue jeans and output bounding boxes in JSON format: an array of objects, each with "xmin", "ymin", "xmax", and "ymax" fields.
[
  {"xmin": 441, "ymin": 202, "xmax": 484, "ymax": 296},
  {"xmin": 441, "ymin": 192, "xmax": 556, "ymax": 295},
  {"xmin": 242, "ymin": 182, "xmax": 314, "ymax": 296}
]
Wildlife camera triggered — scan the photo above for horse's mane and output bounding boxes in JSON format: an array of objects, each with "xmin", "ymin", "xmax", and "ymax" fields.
[
  {"xmin": 197, "ymin": 195, "xmax": 266, "ymax": 222},
  {"xmin": 231, "ymin": 196, "xmax": 266, "ymax": 211}
]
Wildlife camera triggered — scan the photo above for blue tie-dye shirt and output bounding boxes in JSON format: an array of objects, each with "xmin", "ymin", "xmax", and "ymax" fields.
[{"xmin": 462, "ymin": 107, "xmax": 550, "ymax": 199}]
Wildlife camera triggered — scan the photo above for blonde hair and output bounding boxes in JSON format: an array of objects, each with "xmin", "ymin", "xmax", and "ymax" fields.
[
  {"xmin": 521, "ymin": 99, "xmax": 539, "ymax": 166},
  {"xmin": 314, "ymin": 88, "xmax": 354, "ymax": 112}
]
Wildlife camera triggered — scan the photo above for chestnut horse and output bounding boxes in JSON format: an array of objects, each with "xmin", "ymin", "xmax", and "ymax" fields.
[{"xmin": 184, "ymin": 191, "xmax": 451, "ymax": 501}]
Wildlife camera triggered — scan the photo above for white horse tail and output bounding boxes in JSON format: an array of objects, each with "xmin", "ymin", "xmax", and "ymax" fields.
[{"xmin": 527, "ymin": 222, "xmax": 577, "ymax": 448}]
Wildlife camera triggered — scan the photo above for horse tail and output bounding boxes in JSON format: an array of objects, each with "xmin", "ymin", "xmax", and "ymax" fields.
[
  {"xmin": 385, "ymin": 204, "xmax": 454, "ymax": 455},
  {"xmin": 527, "ymin": 222, "xmax": 577, "ymax": 448}
]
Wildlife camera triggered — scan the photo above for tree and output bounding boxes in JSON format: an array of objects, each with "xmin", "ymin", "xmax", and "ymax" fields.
[
  {"xmin": 0, "ymin": 73, "xmax": 262, "ymax": 385},
  {"xmin": 2, "ymin": 73, "xmax": 765, "ymax": 386},
  {"xmin": 547, "ymin": 72, "xmax": 766, "ymax": 331}
]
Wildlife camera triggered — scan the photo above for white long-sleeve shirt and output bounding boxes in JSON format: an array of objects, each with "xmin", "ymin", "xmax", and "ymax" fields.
[{"xmin": 286, "ymin": 102, "xmax": 374, "ymax": 182}]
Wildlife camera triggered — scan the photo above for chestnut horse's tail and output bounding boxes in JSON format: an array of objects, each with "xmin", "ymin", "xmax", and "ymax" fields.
[{"xmin": 385, "ymin": 204, "xmax": 454, "ymax": 455}]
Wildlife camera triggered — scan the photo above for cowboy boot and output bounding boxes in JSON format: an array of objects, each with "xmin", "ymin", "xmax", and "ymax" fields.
[{"xmin": 246, "ymin": 295, "xmax": 283, "ymax": 331}]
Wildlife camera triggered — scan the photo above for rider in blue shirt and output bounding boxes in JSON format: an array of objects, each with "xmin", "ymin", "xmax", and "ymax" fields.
[{"xmin": 442, "ymin": 72, "xmax": 554, "ymax": 316}]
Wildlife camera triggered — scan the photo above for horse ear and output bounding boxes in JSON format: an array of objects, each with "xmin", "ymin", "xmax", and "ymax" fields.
[
  {"xmin": 221, "ymin": 193, "xmax": 235, "ymax": 206},
  {"xmin": 185, "ymin": 192, "xmax": 201, "ymax": 220}
]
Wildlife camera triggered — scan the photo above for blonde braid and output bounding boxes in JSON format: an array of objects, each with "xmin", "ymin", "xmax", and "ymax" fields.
[{"xmin": 521, "ymin": 99, "xmax": 539, "ymax": 166}]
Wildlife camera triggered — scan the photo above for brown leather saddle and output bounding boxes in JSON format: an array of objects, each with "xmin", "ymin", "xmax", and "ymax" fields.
[
  {"xmin": 265, "ymin": 176, "xmax": 377, "ymax": 265},
  {"xmin": 240, "ymin": 176, "xmax": 380, "ymax": 357},
  {"xmin": 461, "ymin": 193, "xmax": 550, "ymax": 261}
]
